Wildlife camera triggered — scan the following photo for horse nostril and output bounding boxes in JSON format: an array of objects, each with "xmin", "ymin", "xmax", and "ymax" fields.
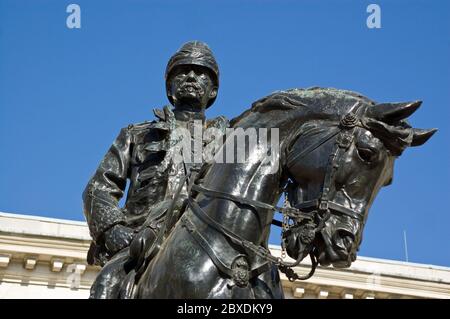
[
  {"xmin": 335, "ymin": 229, "xmax": 355, "ymax": 251},
  {"xmin": 337, "ymin": 229, "xmax": 355, "ymax": 241},
  {"xmin": 343, "ymin": 236, "xmax": 354, "ymax": 251}
]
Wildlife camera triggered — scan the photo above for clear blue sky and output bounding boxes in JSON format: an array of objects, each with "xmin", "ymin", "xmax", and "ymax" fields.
[{"xmin": 1, "ymin": 0, "xmax": 449, "ymax": 267}]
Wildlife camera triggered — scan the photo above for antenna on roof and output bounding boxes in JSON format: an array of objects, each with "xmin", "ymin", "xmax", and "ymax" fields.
[{"xmin": 403, "ymin": 230, "xmax": 409, "ymax": 262}]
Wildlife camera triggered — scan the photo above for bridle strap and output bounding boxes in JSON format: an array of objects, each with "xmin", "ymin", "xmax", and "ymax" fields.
[
  {"xmin": 314, "ymin": 127, "xmax": 355, "ymax": 217},
  {"xmin": 180, "ymin": 213, "xmax": 272, "ymax": 281},
  {"xmin": 187, "ymin": 195, "xmax": 317, "ymax": 280},
  {"xmin": 295, "ymin": 199, "xmax": 364, "ymax": 221},
  {"xmin": 287, "ymin": 126, "xmax": 341, "ymax": 166},
  {"xmin": 191, "ymin": 183, "xmax": 312, "ymax": 221},
  {"xmin": 192, "ymin": 125, "xmax": 364, "ymax": 224},
  {"xmin": 287, "ymin": 102, "xmax": 365, "ymax": 223}
]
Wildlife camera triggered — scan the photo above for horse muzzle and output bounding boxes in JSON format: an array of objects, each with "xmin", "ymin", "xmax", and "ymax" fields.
[{"xmin": 316, "ymin": 217, "xmax": 359, "ymax": 268}]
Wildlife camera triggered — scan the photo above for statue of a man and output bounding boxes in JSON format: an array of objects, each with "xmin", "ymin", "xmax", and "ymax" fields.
[{"xmin": 83, "ymin": 41, "xmax": 228, "ymax": 298}]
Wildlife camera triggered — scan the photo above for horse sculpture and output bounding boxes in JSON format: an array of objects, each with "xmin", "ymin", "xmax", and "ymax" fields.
[{"xmin": 132, "ymin": 87, "xmax": 436, "ymax": 298}]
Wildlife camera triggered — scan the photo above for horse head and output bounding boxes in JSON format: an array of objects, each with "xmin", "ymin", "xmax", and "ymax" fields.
[{"xmin": 269, "ymin": 89, "xmax": 437, "ymax": 268}]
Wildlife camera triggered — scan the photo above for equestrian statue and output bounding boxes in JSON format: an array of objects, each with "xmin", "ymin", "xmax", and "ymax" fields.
[{"xmin": 123, "ymin": 87, "xmax": 436, "ymax": 298}]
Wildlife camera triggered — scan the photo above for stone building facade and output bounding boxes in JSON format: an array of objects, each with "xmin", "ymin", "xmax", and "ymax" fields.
[{"xmin": 0, "ymin": 212, "xmax": 449, "ymax": 299}]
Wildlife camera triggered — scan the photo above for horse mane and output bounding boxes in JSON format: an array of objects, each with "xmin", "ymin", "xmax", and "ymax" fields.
[
  {"xmin": 230, "ymin": 87, "xmax": 431, "ymax": 157},
  {"xmin": 230, "ymin": 87, "xmax": 376, "ymax": 130}
]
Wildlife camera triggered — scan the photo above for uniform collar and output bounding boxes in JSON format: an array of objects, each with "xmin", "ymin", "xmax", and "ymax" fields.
[{"xmin": 173, "ymin": 108, "xmax": 206, "ymax": 123}]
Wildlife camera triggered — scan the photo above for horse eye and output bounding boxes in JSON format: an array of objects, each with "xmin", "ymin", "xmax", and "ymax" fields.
[{"xmin": 357, "ymin": 147, "xmax": 376, "ymax": 163}]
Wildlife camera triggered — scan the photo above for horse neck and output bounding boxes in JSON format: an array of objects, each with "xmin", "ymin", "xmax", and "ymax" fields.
[
  {"xmin": 199, "ymin": 158, "xmax": 284, "ymax": 246},
  {"xmin": 197, "ymin": 108, "xmax": 310, "ymax": 245}
]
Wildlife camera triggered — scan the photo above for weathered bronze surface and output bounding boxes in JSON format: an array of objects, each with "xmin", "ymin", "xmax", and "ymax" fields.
[{"xmin": 83, "ymin": 43, "xmax": 436, "ymax": 299}]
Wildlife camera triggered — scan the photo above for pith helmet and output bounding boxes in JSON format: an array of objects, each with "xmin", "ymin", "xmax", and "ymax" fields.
[{"xmin": 165, "ymin": 41, "xmax": 219, "ymax": 108}]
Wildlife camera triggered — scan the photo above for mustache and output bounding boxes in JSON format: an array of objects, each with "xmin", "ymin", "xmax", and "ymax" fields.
[{"xmin": 179, "ymin": 81, "xmax": 202, "ymax": 91}]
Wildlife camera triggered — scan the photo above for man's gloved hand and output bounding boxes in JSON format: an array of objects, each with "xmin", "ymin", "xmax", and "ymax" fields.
[{"xmin": 104, "ymin": 224, "xmax": 134, "ymax": 255}]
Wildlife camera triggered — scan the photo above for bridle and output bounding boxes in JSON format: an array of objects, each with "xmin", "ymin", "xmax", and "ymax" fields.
[
  {"xmin": 167, "ymin": 102, "xmax": 367, "ymax": 283},
  {"xmin": 285, "ymin": 101, "xmax": 367, "ymax": 229}
]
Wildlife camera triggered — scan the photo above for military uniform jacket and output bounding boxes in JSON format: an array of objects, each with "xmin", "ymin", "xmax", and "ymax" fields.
[{"xmin": 83, "ymin": 106, "xmax": 228, "ymax": 263}]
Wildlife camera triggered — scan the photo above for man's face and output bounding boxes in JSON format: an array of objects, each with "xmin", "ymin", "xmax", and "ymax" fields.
[{"xmin": 168, "ymin": 65, "xmax": 217, "ymax": 111}]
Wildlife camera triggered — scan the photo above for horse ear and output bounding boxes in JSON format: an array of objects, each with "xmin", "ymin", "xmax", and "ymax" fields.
[
  {"xmin": 368, "ymin": 101, "xmax": 422, "ymax": 123},
  {"xmin": 411, "ymin": 128, "xmax": 438, "ymax": 146}
]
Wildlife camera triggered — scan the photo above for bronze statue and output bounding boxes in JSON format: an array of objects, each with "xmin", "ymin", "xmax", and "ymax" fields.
[
  {"xmin": 129, "ymin": 88, "xmax": 436, "ymax": 298},
  {"xmin": 82, "ymin": 41, "xmax": 228, "ymax": 298},
  {"xmin": 83, "ymin": 42, "xmax": 436, "ymax": 299}
]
